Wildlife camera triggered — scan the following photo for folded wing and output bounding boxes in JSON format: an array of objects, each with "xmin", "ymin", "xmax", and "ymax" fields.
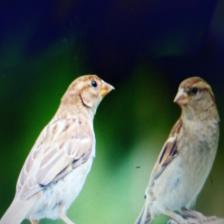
[{"xmin": 16, "ymin": 117, "xmax": 93, "ymax": 200}]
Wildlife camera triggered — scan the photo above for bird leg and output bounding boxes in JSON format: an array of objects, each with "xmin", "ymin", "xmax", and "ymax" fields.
[
  {"xmin": 60, "ymin": 213, "xmax": 76, "ymax": 224},
  {"xmin": 30, "ymin": 220, "xmax": 39, "ymax": 224},
  {"xmin": 167, "ymin": 220, "xmax": 178, "ymax": 224},
  {"xmin": 164, "ymin": 210, "xmax": 189, "ymax": 224}
]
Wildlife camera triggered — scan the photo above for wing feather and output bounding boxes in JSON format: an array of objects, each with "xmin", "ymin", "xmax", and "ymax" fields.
[
  {"xmin": 16, "ymin": 117, "xmax": 93, "ymax": 199},
  {"xmin": 149, "ymin": 119, "xmax": 182, "ymax": 185}
]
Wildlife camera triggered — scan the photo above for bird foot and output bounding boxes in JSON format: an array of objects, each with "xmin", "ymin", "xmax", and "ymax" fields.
[
  {"xmin": 181, "ymin": 209, "xmax": 218, "ymax": 223},
  {"xmin": 167, "ymin": 218, "xmax": 200, "ymax": 224}
]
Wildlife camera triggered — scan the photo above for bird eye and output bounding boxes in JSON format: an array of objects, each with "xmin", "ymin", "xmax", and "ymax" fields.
[
  {"xmin": 188, "ymin": 87, "xmax": 198, "ymax": 96},
  {"xmin": 91, "ymin": 80, "xmax": 97, "ymax": 88}
]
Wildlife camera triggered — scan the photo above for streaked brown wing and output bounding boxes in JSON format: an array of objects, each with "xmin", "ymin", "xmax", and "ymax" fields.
[
  {"xmin": 36, "ymin": 136, "xmax": 92, "ymax": 187},
  {"xmin": 150, "ymin": 139, "xmax": 178, "ymax": 181},
  {"xmin": 149, "ymin": 119, "xmax": 182, "ymax": 184},
  {"xmin": 16, "ymin": 117, "xmax": 93, "ymax": 199}
]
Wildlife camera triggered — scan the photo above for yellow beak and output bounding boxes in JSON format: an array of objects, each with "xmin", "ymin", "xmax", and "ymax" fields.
[{"xmin": 100, "ymin": 81, "xmax": 115, "ymax": 97}]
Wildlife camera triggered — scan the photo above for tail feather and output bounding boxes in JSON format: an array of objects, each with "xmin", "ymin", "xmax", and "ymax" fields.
[
  {"xmin": 0, "ymin": 197, "xmax": 34, "ymax": 224},
  {"xmin": 136, "ymin": 202, "xmax": 151, "ymax": 224}
]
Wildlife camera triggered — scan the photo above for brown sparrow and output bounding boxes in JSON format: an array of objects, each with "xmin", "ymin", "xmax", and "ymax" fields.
[
  {"xmin": 136, "ymin": 77, "xmax": 220, "ymax": 224},
  {"xmin": 0, "ymin": 75, "xmax": 114, "ymax": 224}
]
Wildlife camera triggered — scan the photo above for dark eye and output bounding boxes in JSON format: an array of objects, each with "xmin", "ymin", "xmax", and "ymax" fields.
[
  {"xmin": 91, "ymin": 80, "xmax": 97, "ymax": 88},
  {"xmin": 188, "ymin": 87, "xmax": 198, "ymax": 96}
]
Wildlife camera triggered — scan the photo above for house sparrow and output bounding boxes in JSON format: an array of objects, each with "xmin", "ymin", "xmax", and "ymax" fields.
[
  {"xmin": 136, "ymin": 77, "xmax": 220, "ymax": 224},
  {"xmin": 0, "ymin": 74, "xmax": 114, "ymax": 224}
]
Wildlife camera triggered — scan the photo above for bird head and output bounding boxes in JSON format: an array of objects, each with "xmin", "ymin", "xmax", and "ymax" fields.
[
  {"xmin": 174, "ymin": 76, "xmax": 219, "ymax": 121},
  {"xmin": 174, "ymin": 76, "xmax": 214, "ymax": 106},
  {"xmin": 61, "ymin": 74, "xmax": 114, "ymax": 115}
]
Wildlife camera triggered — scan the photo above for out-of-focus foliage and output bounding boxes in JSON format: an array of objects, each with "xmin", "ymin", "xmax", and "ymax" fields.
[{"xmin": 0, "ymin": 0, "xmax": 224, "ymax": 224}]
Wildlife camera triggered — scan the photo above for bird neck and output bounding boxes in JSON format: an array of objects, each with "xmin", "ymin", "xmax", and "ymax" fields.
[
  {"xmin": 56, "ymin": 99, "xmax": 95, "ymax": 121},
  {"xmin": 181, "ymin": 103, "xmax": 220, "ymax": 124}
]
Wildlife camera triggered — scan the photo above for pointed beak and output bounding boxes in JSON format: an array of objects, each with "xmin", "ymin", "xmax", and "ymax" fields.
[
  {"xmin": 174, "ymin": 88, "xmax": 188, "ymax": 105},
  {"xmin": 100, "ymin": 81, "xmax": 115, "ymax": 97}
]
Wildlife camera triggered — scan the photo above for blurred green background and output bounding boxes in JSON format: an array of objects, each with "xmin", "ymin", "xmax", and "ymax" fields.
[{"xmin": 0, "ymin": 0, "xmax": 224, "ymax": 223}]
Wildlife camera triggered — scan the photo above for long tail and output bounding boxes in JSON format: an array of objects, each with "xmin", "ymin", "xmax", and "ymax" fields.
[
  {"xmin": 0, "ymin": 197, "xmax": 34, "ymax": 224},
  {"xmin": 136, "ymin": 201, "xmax": 151, "ymax": 224}
]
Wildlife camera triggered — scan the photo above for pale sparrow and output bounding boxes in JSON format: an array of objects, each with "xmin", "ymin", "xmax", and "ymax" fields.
[
  {"xmin": 0, "ymin": 74, "xmax": 114, "ymax": 224},
  {"xmin": 136, "ymin": 77, "xmax": 220, "ymax": 224}
]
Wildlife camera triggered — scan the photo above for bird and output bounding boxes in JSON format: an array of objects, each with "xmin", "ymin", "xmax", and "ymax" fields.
[
  {"xmin": 0, "ymin": 74, "xmax": 114, "ymax": 224},
  {"xmin": 136, "ymin": 76, "xmax": 220, "ymax": 224}
]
